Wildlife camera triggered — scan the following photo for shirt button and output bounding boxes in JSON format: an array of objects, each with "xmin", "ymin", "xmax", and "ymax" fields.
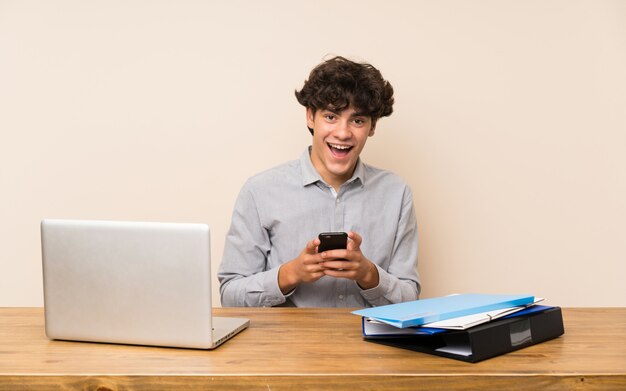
[
  {"xmin": 338, "ymin": 295, "xmax": 344, "ymax": 299},
  {"xmin": 336, "ymin": 198, "xmax": 341, "ymax": 203}
]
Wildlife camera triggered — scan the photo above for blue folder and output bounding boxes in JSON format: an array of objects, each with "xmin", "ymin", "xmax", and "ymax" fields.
[{"xmin": 352, "ymin": 293, "xmax": 535, "ymax": 328}]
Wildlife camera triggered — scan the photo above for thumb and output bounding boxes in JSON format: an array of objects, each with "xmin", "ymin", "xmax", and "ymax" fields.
[{"xmin": 305, "ymin": 238, "xmax": 320, "ymax": 254}]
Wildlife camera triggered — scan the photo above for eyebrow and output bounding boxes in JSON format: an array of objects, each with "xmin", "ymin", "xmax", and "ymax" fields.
[{"xmin": 322, "ymin": 107, "xmax": 369, "ymax": 118}]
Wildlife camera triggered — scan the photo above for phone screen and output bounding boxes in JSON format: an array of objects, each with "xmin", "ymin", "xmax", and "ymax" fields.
[{"xmin": 317, "ymin": 232, "xmax": 348, "ymax": 253}]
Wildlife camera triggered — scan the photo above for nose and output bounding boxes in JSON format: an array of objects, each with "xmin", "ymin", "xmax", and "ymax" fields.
[{"xmin": 334, "ymin": 119, "xmax": 351, "ymax": 139}]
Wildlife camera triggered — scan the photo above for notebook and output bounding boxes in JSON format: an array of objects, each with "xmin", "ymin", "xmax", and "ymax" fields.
[
  {"xmin": 352, "ymin": 293, "xmax": 536, "ymax": 328},
  {"xmin": 41, "ymin": 219, "xmax": 249, "ymax": 349}
]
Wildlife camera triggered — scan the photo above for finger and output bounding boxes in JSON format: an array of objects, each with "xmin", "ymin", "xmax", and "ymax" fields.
[
  {"xmin": 306, "ymin": 263, "xmax": 326, "ymax": 273},
  {"xmin": 320, "ymin": 249, "xmax": 348, "ymax": 260},
  {"xmin": 347, "ymin": 231, "xmax": 362, "ymax": 250},
  {"xmin": 321, "ymin": 260, "xmax": 353, "ymax": 270},
  {"xmin": 305, "ymin": 238, "xmax": 320, "ymax": 254},
  {"xmin": 302, "ymin": 252, "xmax": 324, "ymax": 265}
]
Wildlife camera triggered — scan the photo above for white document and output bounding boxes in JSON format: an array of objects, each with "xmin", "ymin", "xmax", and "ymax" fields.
[
  {"xmin": 363, "ymin": 318, "xmax": 443, "ymax": 336},
  {"xmin": 421, "ymin": 298, "xmax": 544, "ymax": 330}
]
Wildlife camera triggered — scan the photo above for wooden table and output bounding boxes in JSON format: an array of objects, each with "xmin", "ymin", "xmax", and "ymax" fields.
[{"xmin": 1, "ymin": 307, "xmax": 625, "ymax": 390}]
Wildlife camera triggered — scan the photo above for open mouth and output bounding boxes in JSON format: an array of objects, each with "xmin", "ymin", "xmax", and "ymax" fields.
[{"xmin": 327, "ymin": 143, "xmax": 353, "ymax": 158}]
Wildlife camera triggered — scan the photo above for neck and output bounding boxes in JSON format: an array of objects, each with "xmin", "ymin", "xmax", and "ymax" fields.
[{"xmin": 315, "ymin": 164, "xmax": 356, "ymax": 193}]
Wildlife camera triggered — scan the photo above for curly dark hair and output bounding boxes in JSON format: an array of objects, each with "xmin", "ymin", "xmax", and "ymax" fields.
[{"xmin": 295, "ymin": 56, "xmax": 394, "ymax": 135}]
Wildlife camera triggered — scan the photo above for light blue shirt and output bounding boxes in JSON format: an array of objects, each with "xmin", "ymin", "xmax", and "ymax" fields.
[{"xmin": 218, "ymin": 147, "xmax": 420, "ymax": 307}]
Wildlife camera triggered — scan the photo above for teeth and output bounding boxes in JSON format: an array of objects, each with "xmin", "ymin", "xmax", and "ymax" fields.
[{"xmin": 329, "ymin": 143, "xmax": 351, "ymax": 150}]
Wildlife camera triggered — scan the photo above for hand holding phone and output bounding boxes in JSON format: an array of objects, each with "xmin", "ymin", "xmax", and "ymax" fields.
[{"xmin": 315, "ymin": 231, "xmax": 379, "ymax": 288}]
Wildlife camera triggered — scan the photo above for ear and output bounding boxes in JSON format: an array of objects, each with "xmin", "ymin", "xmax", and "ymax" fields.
[
  {"xmin": 368, "ymin": 122, "xmax": 376, "ymax": 137},
  {"xmin": 306, "ymin": 108, "xmax": 315, "ymax": 130}
]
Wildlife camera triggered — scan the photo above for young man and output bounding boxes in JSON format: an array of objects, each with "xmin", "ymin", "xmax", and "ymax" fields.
[{"xmin": 218, "ymin": 56, "xmax": 420, "ymax": 307}]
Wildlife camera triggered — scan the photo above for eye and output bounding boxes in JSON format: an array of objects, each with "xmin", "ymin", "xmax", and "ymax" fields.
[
  {"xmin": 324, "ymin": 114, "xmax": 336, "ymax": 121},
  {"xmin": 353, "ymin": 118, "xmax": 365, "ymax": 125}
]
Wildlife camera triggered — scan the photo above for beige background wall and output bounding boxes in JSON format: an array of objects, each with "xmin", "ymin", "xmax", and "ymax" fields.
[{"xmin": 1, "ymin": 0, "xmax": 624, "ymax": 307}]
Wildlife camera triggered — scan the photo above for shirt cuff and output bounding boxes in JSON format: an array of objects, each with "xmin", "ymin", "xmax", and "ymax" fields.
[
  {"xmin": 358, "ymin": 264, "xmax": 388, "ymax": 302},
  {"xmin": 261, "ymin": 265, "xmax": 288, "ymax": 307}
]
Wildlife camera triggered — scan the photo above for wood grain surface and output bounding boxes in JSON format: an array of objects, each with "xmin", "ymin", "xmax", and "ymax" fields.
[{"xmin": 1, "ymin": 307, "xmax": 625, "ymax": 390}]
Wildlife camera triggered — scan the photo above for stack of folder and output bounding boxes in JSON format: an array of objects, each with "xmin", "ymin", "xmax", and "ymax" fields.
[{"xmin": 352, "ymin": 294, "xmax": 564, "ymax": 363}]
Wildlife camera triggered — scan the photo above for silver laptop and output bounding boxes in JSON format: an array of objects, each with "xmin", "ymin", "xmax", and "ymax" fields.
[{"xmin": 41, "ymin": 219, "xmax": 249, "ymax": 349}]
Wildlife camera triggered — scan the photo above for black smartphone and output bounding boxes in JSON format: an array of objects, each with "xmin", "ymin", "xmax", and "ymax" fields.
[{"xmin": 317, "ymin": 232, "xmax": 348, "ymax": 253}]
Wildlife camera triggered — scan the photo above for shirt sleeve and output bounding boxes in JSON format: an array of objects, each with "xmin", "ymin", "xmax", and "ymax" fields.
[
  {"xmin": 359, "ymin": 184, "xmax": 421, "ymax": 306},
  {"xmin": 217, "ymin": 182, "xmax": 287, "ymax": 307}
]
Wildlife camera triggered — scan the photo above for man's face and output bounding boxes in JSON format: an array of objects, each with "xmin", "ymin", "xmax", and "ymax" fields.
[{"xmin": 307, "ymin": 106, "xmax": 375, "ymax": 189}]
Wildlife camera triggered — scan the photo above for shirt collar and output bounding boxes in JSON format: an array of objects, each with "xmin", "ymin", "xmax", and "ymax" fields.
[{"xmin": 300, "ymin": 146, "xmax": 365, "ymax": 188}]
